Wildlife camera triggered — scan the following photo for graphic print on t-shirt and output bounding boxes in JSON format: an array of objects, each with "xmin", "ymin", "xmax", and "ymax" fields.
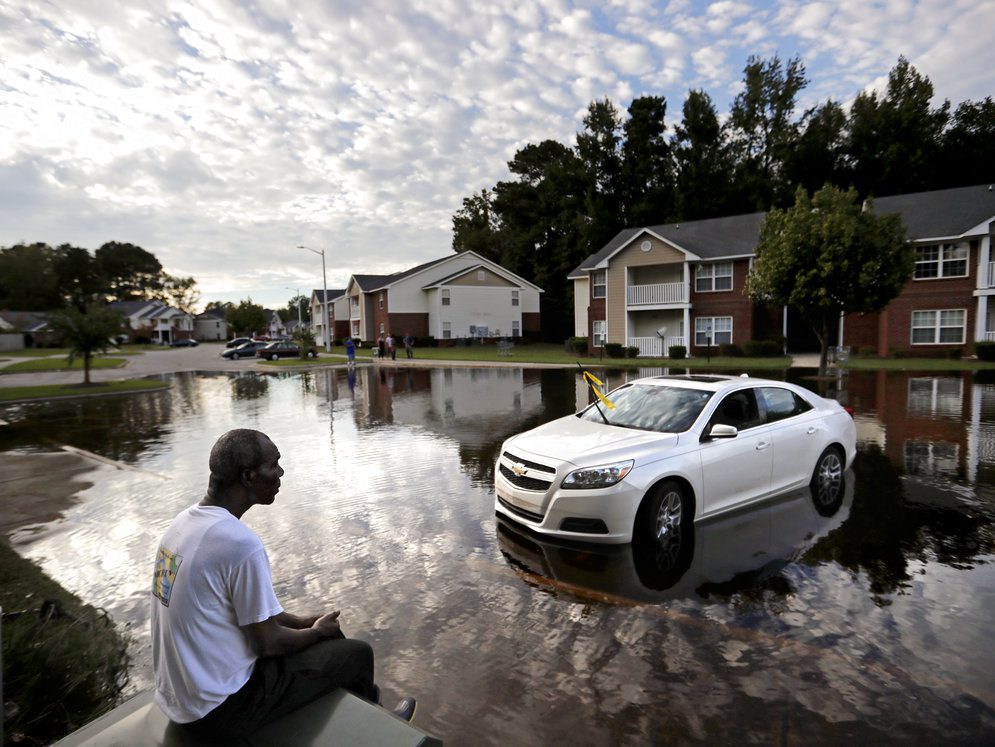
[{"xmin": 152, "ymin": 545, "xmax": 183, "ymax": 606}]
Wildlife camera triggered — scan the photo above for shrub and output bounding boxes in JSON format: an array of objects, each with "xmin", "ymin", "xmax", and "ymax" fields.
[
  {"xmin": 948, "ymin": 347, "xmax": 963, "ymax": 360},
  {"xmin": 669, "ymin": 345, "xmax": 687, "ymax": 359},
  {"xmin": 568, "ymin": 336, "xmax": 589, "ymax": 355},
  {"xmin": 742, "ymin": 340, "xmax": 782, "ymax": 357},
  {"xmin": 415, "ymin": 336, "xmax": 437, "ymax": 347},
  {"xmin": 858, "ymin": 346, "xmax": 877, "ymax": 357},
  {"xmin": 604, "ymin": 343, "xmax": 625, "ymax": 358},
  {"xmin": 974, "ymin": 342, "xmax": 995, "ymax": 361},
  {"xmin": 718, "ymin": 343, "xmax": 743, "ymax": 357},
  {"xmin": 625, "ymin": 346, "xmax": 639, "ymax": 358}
]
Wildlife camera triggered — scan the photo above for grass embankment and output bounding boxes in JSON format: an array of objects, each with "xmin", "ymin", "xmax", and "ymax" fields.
[
  {"xmin": 0, "ymin": 379, "xmax": 168, "ymax": 403},
  {"xmin": 1, "ymin": 357, "xmax": 128, "ymax": 374},
  {"xmin": 845, "ymin": 355, "xmax": 995, "ymax": 371},
  {"xmin": 1, "ymin": 541, "xmax": 129, "ymax": 745}
]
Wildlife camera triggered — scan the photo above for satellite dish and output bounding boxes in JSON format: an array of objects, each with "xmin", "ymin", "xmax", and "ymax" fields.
[{"xmin": 655, "ymin": 326, "xmax": 667, "ymax": 339}]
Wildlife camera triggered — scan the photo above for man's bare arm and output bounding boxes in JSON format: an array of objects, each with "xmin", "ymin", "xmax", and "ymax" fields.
[
  {"xmin": 274, "ymin": 611, "xmax": 320, "ymax": 629},
  {"xmin": 244, "ymin": 610, "xmax": 340, "ymax": 657}
]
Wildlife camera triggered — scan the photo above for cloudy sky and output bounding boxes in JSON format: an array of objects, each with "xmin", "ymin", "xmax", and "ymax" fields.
[{"xmin": 2, "ymin": 0, "xmax": 993, "ymax": 311}]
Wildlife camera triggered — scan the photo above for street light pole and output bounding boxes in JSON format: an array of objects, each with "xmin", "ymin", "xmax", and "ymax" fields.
[
  {"xmin": 284, "ymin": 286, "xmax": 303, "ymax": 329},
  {"xmin": 297, "ymin": 245, "xmax": 330, "ymax": 352}
]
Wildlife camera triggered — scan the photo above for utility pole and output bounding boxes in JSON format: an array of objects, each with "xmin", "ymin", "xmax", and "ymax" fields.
[{"xmin": 297, "ymin": 246, "xmax": 330, "ymax": 352}]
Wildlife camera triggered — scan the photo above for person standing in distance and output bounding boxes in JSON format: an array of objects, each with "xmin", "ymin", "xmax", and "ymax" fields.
[{"xmin": 150, "ymin": 429, "xmax": 414, "ymax": 739}]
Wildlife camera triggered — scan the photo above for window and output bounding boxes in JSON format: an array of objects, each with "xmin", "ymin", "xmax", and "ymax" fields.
[
  {"xmin": 442, "ymin": 321, "xmax": 451, "ymax": 339},
  {"xmin": 477, "ymin": 270, "xmax": 485, "ymax": 281},
  {"xmin": 695, "ymin": 316, "xmax": 732, "ymax": 346},
  {"xmin": 908, "ymin": 377, "xmax": 963, "ymax": 417},
  {"xmin": 441, "ymin": 289, "xmax": 451, "ymax": 306},
  {"xmin": 760, "ymin": 387, "xmax": 813, "ymax": 422},
  {"xmin": 593, "ymin": 320, "xmax": 606, "ymax": 348},
  {"xmin": 511, "ymin": 290, "xmax": 519, "ymax": 306},
  {"xmin": 914, "ymin": 243, "xmax": 968, "ymax": 279},
  {"xmin": 512, "ymin": 320, "xmax": 520, "ymax": 337},
  {"xmin": 911, "ymin": 309, "xmax": 965, "ymax": 344},
  {"xmin": 695, "ymin": 262, "xmax": 733, "ymax": 292},
  {"xmin": 592, "ymin": 270, "xmax": 606, "ymax": 299},
  {"xmin": 379, "ymin": 292, "xmax": 384, "ymax": 309},
  {"xmin": 379, "ymin": 323, "xmax": 385, "ymax": 335},
  {"xmin": 711, "ymin": 389, "xmax": 763, "ymax": 430}
]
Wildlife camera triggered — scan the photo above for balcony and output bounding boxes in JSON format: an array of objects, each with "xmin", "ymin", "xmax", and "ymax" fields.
[
  {"xmin": 628, "ymin": 336, "xmax": 687, "ymax": 357},
  {"xmin": 627, "ymin": 282, "xmax": 687, "ymax": 306},
  {"xmin": 988, "ymin": 262, "xmax": 995, "ymax": 287}
]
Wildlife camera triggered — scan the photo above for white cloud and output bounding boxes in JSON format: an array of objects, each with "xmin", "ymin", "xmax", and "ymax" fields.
[{"xmin": 0, "ymin": 0, "xmax": 993, "ymax": 309}]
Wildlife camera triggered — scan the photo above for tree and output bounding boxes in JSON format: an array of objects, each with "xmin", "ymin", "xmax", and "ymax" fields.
[
  {"xmin": 937, "ymin": 97, "xmax": 995, "ymax": 188},
  {"xmin": 158, "ymin": 274, "xmax": 200, "ymax": 314},
  {"xmin": 785, "ymin": 100, "xmax": 848, "ymax": 195},
  {"xmin": 48, "ymin": 303, "xmax": 125, "ymax": 385},
  {"xmin": 576, "ymin": 99, "xmax": 625, "ymax": 251},
  {"xmin": 281, "ymin": 295, "xmax": 311, "ymax": 324},
  {"xmin": 226, "ymin": 299, "xmax": 266, "ymax": 337},
  {"xmin": 0, "ymin": 243, "xmax": 60, "ymax": 310},
  {"xmin": 52, "ymin": 244, "xmax": 106, "ymax": 311},
  {"xmin": 725, "ymin": 54, "xmax": 808, "ymax": 210},
  {"xmin": 95, "ymin": 241, "xmax": 164, "ymax": 301},
  {"xmin": 748, "ymin": 184, "xmax": 914, "ymax": 374},
  {"xmin": 846, "ymin": 57, "xmax": 949, "ymax": 197},
  {"xmin": 621, "ymin": 95, "xmax": 675, "ymax": 226},
  {"xmin": 452, "ymin": 189, "xmax": 500, "ymax": 258},
  {"xmin": 673, "ymin": 90, "xmax": 733, "ymax": 220}
]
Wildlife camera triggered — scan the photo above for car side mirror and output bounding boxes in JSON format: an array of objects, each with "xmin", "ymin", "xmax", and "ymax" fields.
[{"xmin": 705, "ymin": 423, "xmax": 738, "ymax": 440}]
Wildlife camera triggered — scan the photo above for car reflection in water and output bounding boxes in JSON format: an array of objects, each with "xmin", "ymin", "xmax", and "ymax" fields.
[{"xmin": 497, "ymin": 469, "xmax": 854, "ymax": 605}]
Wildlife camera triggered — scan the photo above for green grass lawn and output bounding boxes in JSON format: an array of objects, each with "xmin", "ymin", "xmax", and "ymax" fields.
[
  {"xmin": 844, "ymin": 355, "xmax": 995, "ymax": 371},
  {"xmin": 0, "ymin": 379, "xmax": 168, "ymax": 402},
  {"xmin": 1, "ymin": 356, "xmax": 128, "ymax": 373}
]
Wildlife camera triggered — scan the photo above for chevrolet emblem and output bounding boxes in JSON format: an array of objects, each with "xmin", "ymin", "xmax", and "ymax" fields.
[{"xmin": 511, "ymin": 463, "xmax": 527, "ymax": 477}]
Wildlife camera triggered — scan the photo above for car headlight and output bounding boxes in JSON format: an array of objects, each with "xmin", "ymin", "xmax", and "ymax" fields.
[{"xmin": 561, "ymin": 460, "xmax": 633, "ymax": 489}]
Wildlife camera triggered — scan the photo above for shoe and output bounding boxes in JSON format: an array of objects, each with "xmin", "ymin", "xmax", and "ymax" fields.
[{"xmin": 391, "ymin": 697, "xmax": 416, "ymax": 722}]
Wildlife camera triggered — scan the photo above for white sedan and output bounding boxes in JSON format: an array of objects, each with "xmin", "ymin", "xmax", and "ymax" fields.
[{"xmin": 494, "ymin": 374, "xmax": 856, "ymax": 545}]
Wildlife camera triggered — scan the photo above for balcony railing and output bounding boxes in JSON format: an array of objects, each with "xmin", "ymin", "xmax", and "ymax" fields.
[
  {"xmin": 985, "ymin": 331, "xmax": 995, "ymax": 342},
  {"xmin": 628, "ymin": 336, "xmax": 687, "ymax": 357},
  {"xmin": 627, "ymin": 282, "xmax": 687, "ymax": 305}
]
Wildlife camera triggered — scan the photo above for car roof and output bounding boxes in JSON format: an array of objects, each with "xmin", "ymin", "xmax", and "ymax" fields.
[{"xmin": 626, "ymin": 374, "xmax": 796, "ymax": 393}]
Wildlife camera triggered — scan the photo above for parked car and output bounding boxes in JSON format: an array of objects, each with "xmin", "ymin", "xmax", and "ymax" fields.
[
  {"xmin": 169, "ymin": 338, "xmax": 199, "ymax": 347},
  {"xmin": 226, "ymin": 337, "xmax": 253, "ymax": 348},
  {"xmin": 256, "ymin": 341, "xmax": 317, "ymax": 360},
  {"xmin": 494, "ymin": 374, "xmax": 856, "ymax": 546},
  {"xmin": 221, "ymin": 341, "xmax": 269, "ymax": 360}
]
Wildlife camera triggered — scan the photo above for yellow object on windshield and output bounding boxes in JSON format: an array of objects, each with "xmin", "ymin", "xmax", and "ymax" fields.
[{"xmin": 583, "ymin": 370, "xmax": 616, "ymax": 410}]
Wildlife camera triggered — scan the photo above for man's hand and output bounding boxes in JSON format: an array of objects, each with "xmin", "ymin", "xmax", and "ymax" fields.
[{"xmin": 312, "ymin": 610, "xmax": 341, "ymax": 637}]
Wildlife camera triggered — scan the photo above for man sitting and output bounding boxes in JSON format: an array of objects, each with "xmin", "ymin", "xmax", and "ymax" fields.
[{"xmin": 150, "ymin": 428, "xmax": 415, "ymax": 739}]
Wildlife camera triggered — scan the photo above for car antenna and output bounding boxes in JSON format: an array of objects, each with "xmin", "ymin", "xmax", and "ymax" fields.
[{"xmin": 577, "ymin": 362, "xmax": 610, "ymax": 425}]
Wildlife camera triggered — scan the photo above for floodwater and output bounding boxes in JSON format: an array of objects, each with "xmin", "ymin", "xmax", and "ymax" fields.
[{"xmin": 2, "ymin": 366, "xmax": 995, "ymax": 744}]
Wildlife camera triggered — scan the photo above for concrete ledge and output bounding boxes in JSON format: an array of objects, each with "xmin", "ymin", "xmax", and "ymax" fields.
[{"xmin": 55, "ymin": 690, "xmax": 442, "ymax": 746}]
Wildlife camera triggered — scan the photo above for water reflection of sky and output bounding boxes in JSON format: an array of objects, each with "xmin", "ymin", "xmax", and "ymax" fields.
[{"xmin": 2, "ymin": 367, "xmax": 995, "ymax": 743}]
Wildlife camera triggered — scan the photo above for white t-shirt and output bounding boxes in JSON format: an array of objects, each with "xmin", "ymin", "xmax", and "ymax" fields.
[{"xmin": 150, "ymin": 504, "xmax": 283, "ymax": 723}]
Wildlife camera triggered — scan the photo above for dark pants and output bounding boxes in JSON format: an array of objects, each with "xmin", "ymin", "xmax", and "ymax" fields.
[{"xmin": 181, "ymin": 635, "xmax": 375, "ymax": 740}]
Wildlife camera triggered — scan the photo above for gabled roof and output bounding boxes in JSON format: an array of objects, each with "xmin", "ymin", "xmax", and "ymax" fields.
[
  {"xmin": 569, "ymin": 212, "xmax": 765, "ymax": 277},
  {"xmin": 421, "ymin": 263, "xmax": 536, "ymax": 291},
  {"xmin": 108, "ymin": 300, "xmax": 160, "ymax": 316},
  {"xmin": 569, "ymin": 183, "xmax": 995, "ymax": 280},
  {"xmin": 872, "ymin": 183, "xmax": 995, "ymax": 240},
  {"xmin": 312, "ymin": 289, "xmax": 346, "ymax": 303},
  {"xmin": 197, "ymin": 307, "xmax": 226, "ymax": 320},
  {"xmin": 0, "ymin": 310, "xmax": 50, "ymax": 332}
]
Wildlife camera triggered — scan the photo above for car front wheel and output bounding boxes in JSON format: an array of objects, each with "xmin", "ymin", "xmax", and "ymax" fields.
[
  {"xmin": 643, "ymin": 479, "xmax": 688, "ymax": 543},
  {"xmin": 270, "ymin": 353, "xmax": 279, "ymax": 361},
  {"xmin": 307, "ymin": 350, "xmax": 316, "ymax": 358},
  {"xmin": 811, "ymin": 446, "xmax": 844, "ymax": 508},
  {"xmin": 231, "ymin": 352, "xmax": 240, "ymax": 360}
]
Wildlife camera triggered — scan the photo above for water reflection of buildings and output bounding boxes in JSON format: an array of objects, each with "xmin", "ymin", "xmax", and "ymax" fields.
[{"xmin": 843, "ymin": 370, "xmax": 995, "ymax": 485}]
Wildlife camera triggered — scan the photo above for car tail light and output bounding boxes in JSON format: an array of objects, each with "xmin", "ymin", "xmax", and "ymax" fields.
[{"xmin": 843, "ymin": 406, "xmax": 854, "ymax": 417}]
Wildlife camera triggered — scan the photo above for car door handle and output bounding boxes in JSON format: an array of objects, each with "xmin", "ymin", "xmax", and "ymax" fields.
[
  {"xmin": 756, "ymin": 441, "xmax": 770, "ymax": 450},
  {"xmin": 806, "ymin": 427, "xmax": 817, "ymax": 434}
]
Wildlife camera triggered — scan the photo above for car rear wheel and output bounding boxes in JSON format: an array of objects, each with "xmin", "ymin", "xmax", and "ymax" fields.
[
  {"xmin": 307, "ymin": 350, "xmax": 316, "ymax": 358},
  {"xmin": 811, "ymin": 446, "xmax": 843, "ymax": 507},
  {"xmin": 231, "ymin": 352, "xmax": 240, "ymax": 360}
]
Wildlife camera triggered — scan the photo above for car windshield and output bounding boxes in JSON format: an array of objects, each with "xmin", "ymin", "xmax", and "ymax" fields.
[{"xmin": 578, "ymin": 384, "xmax": 714, "ymax": 433}]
